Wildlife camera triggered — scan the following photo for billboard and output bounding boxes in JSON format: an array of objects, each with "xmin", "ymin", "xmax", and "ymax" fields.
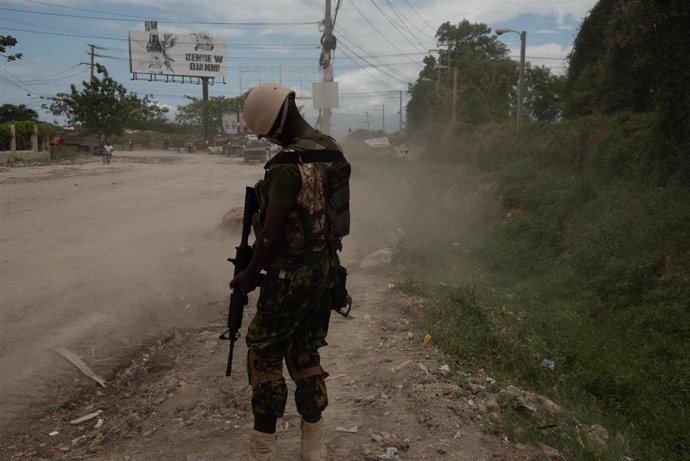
[
  {"xmin": 129, "ymin": 21, "xmax": 227, "ymax": 78},
  {"xmin": 221, "ymin": 112, "xmax": 240, "ymax": 134}
]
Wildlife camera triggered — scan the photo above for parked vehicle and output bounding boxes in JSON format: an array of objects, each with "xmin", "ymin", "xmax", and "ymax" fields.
[
  {"xmin": 242, "ymin": 135, "xmax": 267, "ymax": 163},
  {"xmin": 223, "ymin": 133, "xmax": 245, "ymax": 156},
  {"xmin": 50, "ymin": 130, "xmax": 99, "ymax": 153}
]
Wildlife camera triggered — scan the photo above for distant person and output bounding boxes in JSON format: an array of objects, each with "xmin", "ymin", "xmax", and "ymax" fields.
[
  {"xmin": 230, "ymin": 83, "xmax": 351, "ymax": 461},
  {"xmin": 128, "ymin": 141, "xmax": 133, "ymax": 151},
  {"xmin": 103, "ymin": 142, "xmax": 113, "ymax": 165}
]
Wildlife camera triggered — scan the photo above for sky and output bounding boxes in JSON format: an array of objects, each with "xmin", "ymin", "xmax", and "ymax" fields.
[{"xmin": 0, "ymin": 0, "xmax": 598, "ymax": 136}]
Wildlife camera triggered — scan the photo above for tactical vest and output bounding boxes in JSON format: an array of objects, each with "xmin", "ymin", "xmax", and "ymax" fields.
[{"xmin": 262, "ymin": 149, "xmax": 350, "ymax": 261}]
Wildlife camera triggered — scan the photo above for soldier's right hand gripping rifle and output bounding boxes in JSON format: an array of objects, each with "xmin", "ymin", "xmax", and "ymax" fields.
[{"xmin": 219, "ymin": 186, "xmax": 262, "ymax": 377}]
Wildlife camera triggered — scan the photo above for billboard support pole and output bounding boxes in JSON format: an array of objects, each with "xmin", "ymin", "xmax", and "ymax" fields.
[{"xmin": 202, "ymin": 76, "xmax": 210, "ymax": 145}]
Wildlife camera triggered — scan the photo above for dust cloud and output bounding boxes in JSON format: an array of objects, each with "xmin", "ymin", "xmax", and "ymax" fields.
[
  {"xmin": 0, "ymin": 151, "xmax": 262, "ymax": 432},
  {"xmin": 0, "ymin": 145, "xmax": 490, "ymax": 435}
]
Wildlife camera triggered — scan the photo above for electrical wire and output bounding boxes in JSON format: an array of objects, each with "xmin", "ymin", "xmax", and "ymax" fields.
[
  {"xmin": 333, "ymin": 0, "xmax": 343, "ymax": 27},
  {"xmin": 401, "ymin": 0, "xmax": 437, "ymax": 35},
  {"xmin": 336, "ymin": 40, "xmax": 407, "ymax": 87},
  {"xmin": 1, "ymin": 6, "xmax": 321, "ymax": 26},
  {"xmin": 372, "ymin": 0, "xmax": 430, "ymax": 53},
  {"xmin": 346, "ymin": 1, "xmax": 419, "ymax": 65},
  {"xmin": 394, "ymin": 1, "xmax": 437, "ymax": 41},
  {"xmin": 0, "ymin": 66, "xmax": 50, "ymax": 96},
  {"xmin": 337, "ymin": 27, "xmax": 417, "ymax": 82},
  {"xmin": 0, "ymin": 26, "xmax": 321, "ymax": 49}
]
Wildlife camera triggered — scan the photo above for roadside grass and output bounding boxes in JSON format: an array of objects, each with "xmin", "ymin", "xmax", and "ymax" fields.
[
  {"xmin": 357, "ymin": 116, "xmax": 690, "ymax": 461},
  {"xmin": 50, "ymin": 145, "xmax": 81, "ymax": 161}
]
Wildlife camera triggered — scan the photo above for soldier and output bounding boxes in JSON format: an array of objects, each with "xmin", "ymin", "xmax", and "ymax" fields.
[{"xmin": 230, "ymin": 83, "xmax": 350, "ymax": 461}]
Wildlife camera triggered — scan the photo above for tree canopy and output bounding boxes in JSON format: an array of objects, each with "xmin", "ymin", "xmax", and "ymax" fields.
[
  {"xmin": 0, "ymin": 104, "xmax": 38, "ymax": 124},
  {"xmin": 45, "ymin": 69, "xmax": 168, "ymax": 140},
  {"xmin": 564, "ymin": 0, "xmax": 690, "ymax": 177},
  {"xmin": 0, "ymin": 35, "xmax": 22, "ymax": 62},
  {"xmin": 175, "ymin": 93, "xmax": 248, "ymax": 136},
  {"xmin": 407, "ymin": 20, "xmax": 517, "ymax": 130}
]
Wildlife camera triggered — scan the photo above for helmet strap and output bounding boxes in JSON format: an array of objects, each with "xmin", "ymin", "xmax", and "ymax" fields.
[{"xmin": 272, "ymin": 96, "xmax": 291, "ymax": 138}]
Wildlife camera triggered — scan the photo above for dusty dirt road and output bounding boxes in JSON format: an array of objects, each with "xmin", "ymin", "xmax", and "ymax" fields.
[{"xmin": 0, "ymin": 150, "xmax": 540, "ymax": 460}]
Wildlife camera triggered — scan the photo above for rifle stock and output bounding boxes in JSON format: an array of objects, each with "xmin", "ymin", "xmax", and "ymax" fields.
[{"xmin": 220, "ymin": 186, "xmax": 260, "ymax": 377}]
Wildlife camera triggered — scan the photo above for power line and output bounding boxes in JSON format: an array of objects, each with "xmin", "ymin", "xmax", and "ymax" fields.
[
  {"xmin": 98, "ymin": 44, "xmax": 430, "ymax": 60},
  {"xmin": 384, "ymin": 0, "xmax": 436, "ymax": 43},
  {"xmin": 337, "ymin": 27, "xmax": 417, "ymax": 82},
  {"xmin": 401, "ymin": 0, "xmax": 437, "ymax": 35},
  {"xmin": 21, "ymin": 0, "xmax": 149, "ymax": 19},
  {"xmin": 0, "ymin": 27, "xmax": 320, "ymax": 49},
  {"xmin": 367, "ymin": 0, "xmax": 428, "ymax": 53},
  {"xmin": 1, "ymin": 6, "xmax": 321, "ymax": 26},
  {"xmin": 347, "ymin": 1, "xmax": 419, "ymax": 65},
  {"xmin": 336, "ymin": 42, "xmax": 398, "ymax": 88},
  {"xmin": 0, "ymin": 65, "xmax": 50, "ymax": 96}
]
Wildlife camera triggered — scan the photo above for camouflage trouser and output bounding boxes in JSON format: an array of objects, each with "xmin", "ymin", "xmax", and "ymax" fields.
[{"xmin": 246, "ymin": 253, "xmax": 337, "ymax": 419}]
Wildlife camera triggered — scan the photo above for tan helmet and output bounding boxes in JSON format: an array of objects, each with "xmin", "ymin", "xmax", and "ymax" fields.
[{"xmin": 243, "ymin": 83, "xmax": 295, "ymax": 137}]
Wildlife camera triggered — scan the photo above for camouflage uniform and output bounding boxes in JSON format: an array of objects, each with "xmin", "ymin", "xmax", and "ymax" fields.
[{"xmin": 246, "ymin": 131, "xmax": 345, "ymax": 419}]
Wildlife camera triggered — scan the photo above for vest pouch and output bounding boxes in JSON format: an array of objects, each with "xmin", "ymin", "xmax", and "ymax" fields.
[
  {"xmin": 325, "ymin": 162, "xmax": 351, "ymax": 239},
  {"xmin": 332, "ymin": 265, "xmax": 351, "ymax": 317}
]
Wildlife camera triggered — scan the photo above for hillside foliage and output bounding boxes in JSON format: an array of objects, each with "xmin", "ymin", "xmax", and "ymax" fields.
[{"xmin": 396, "ymin": 3, "xmax": 690, "ymax": 461}]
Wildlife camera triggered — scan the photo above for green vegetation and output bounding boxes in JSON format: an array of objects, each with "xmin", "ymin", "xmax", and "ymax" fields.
[
  {"xmin": 175, "ymin": 93, "xmax": 248, "ymax": 136},
  {"xmin": 0, "ymin": 104, "xmax": 38, "ymax": 124},
  {"xmin": 379, "ymin": 4, "xmax": 690, "ymax": 459},
  {"xmin": 49, "ymin": 145, "xmax": 79, "ymax": 161},
  {"xmin": 0, "ymin": 34, "xmax": 22, "ymax": 62},
  {"xmin": 44, "ymin": 65, "xmax": 168, "ymax": 142},
  {"xmin": 360, "ymin": 114, "xmax": 689, "ymax": 459},
  {"xmin": 0, "ymin": 120, "xmax": 55, "ymax": 151}
]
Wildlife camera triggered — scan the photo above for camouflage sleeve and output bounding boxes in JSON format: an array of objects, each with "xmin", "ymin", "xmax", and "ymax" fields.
[{"xmin": 262, "ymin": 164, "xmax": 302, "ymax": 208}]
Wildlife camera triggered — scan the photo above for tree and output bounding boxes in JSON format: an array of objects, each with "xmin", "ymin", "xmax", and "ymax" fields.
[
  {"xmin": 407, "ymin": 20, "xmax": 517, "ymax": 131},
  {"xmin": 175, "ymin": 93, "xmax": 247, "ymax": 136},
  {"xmin": 563, "ymin": 0, "xmax": 690, "ymax": 180},
  {"xmin": 45, "ymin": 69, "xmax": 168, "ymax": 141},
  {"xmin": 518, "ymin": 64, "xmax": 565, "ymax": 122},
  {"xmin": 0, "ymin": 35, "xmax": 22, "ymax": 62},
  {"xmin": 0, "ymin": 104, "xmax": 38, "ymax": 123}
]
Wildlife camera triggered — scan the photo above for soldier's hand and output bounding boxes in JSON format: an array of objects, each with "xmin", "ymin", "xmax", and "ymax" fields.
[{"xmin": 229, "ymin": 270, "xmax": 258, "ymax": 305}]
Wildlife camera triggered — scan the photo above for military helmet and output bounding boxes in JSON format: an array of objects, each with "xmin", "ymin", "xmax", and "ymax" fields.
[{"xmin": 243, "ymin": 83, "xmax": 295, "ymax": 137}]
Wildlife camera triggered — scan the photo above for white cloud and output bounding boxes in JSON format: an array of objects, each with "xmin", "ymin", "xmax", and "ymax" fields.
[{"xmin": 3, "ymin": 0, "xmax": 596, "ymax": 130}]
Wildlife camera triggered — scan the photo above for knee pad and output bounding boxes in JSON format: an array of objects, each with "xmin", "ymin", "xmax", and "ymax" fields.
[
  {"xmin": 247, "ymin": 349, "xmax": 285, "ymax": 390},
  {"xmin": 286, "ymin": 351, "xmax": 328, "ymax": 383}
]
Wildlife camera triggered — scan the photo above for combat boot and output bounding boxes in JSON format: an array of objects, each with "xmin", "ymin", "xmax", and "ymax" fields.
[
  {"xmin": 301, "ymin": 418, "xmax": 327, "ymax": 461},
  {"xmin": 249, "ymin": 430, "xmax": 277, "ymax": 461}
]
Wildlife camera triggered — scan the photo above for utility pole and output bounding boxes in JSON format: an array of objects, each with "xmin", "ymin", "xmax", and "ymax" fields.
[
  {"xmin": 496, "ymin": 28, "xmax": 527, "ymax": 130},
  {"xmin": 517, "ymin": 30, "xmax": 526, "ymax": 130},
  {"xmin": 382, "ymin": 104, "xmax": 385, "ymax": 134},
  {"xmin": 322, "ymin": 0, "xmax": 334, "ymax": 135},
  {"xmin": 452, "ymin": 67, "xmax": 458, "ymax": 124},
  {"xmin": 88, "ymin": 44, "xmax": 96, "ymax": 80},
  {"xmin": 365, "ymin": 111, "xmax": 371, "ymax": 131},
  {"xmin": 399, "ymin": 90, "xmax": 403, "ymax": 133}
]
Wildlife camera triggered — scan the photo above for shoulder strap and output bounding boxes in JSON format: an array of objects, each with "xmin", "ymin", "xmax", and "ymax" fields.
[{"xmin": 264, "ymin": 149, "xmax": 345, "ymax": 169}]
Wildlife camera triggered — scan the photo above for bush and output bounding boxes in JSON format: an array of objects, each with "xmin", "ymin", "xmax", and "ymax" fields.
[
  {"xmin": 0, "ymin": 121, "xmax": 55, "ymax": 150},
  {"xmin": 50, "ymin": 145, "xmax": 79, "ymax": 161},
  {"xmin": 364, "ymin": 117, "xmax": 690, "ymax": 460}
]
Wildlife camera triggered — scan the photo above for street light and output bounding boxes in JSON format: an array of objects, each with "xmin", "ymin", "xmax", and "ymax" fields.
[{"xmin": 496, "ymin": 28, "xmax": 527, "ymax": 130}]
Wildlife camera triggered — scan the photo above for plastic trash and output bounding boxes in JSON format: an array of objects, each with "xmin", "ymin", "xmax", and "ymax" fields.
[{"xmin": 541, "ymin": 359, "xmax": 555, "ymax": 370}]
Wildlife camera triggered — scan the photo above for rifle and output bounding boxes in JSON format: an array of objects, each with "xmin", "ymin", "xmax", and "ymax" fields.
[{"xmin": 219, "ymin": 186, "xmax": 261, "ymax": 377}]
